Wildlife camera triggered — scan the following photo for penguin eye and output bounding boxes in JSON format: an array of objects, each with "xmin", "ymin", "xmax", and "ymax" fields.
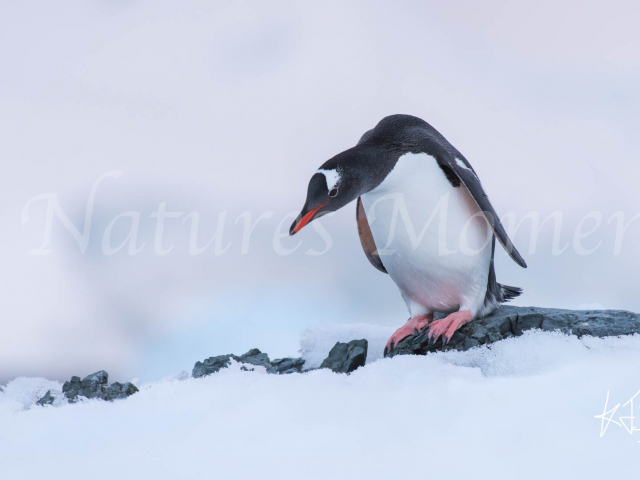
[{"xmin": 329, "ymin": 188, "xmax": 338, "ymax": 197}]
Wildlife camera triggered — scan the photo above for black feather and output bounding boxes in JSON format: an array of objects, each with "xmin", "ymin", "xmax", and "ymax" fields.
[
  {"xmin": 499, "ymin": 284, "xmax": 523, "ymax": 301},
  {"xmin": 438, "ymin": 164, "xmax": 461, "ymax": 188}
]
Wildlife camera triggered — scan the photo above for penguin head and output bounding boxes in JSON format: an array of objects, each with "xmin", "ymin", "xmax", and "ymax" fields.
[
  {"xmin": 289, "ymin": 114, "xmax": 421, "ymax": 235},
  {"xmin": 289, "ymin": 150, "xmax": 363, "ymax": 236}
]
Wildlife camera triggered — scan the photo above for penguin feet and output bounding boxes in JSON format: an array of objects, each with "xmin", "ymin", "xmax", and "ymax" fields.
[
  {"xmin": 384, "ymin": 314, "xmax": 433, "ymax": 355},
  {"xmin": 428, "ymin": 310, "xmax": 473, "ymax": 345}
]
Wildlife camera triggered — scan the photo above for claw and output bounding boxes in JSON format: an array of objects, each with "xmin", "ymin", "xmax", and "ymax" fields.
[
  {"xmin": 427, "ymin": 311, "xmax": 473, "ymax": 347},
  {"xmin": 384, "ymin": 314, "xmax": 433, "ymax": 355}
]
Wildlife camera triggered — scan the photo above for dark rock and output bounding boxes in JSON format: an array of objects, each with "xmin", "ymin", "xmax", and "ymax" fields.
[
  {"xmin": 36, "ymin": 390, "xmax": 55, "ymax": 406},
  {"xmin": 192, "ymin": 348, "xmax": 275, "ymax": 378},
  {"xmin": 81, "ymin": 370, "xmax": 108, "ymax": 387},
  {"xmin": 386, "ymin": 306, "xmax": 640, "ymax": 357},
  {"xmin": 193, "ymin": 354, "xmax": 235, "ymax": 378},
  {"xmin": 62, "ymin": 376, "xmax": 81, "ymax": 392},
  {"xmin": 267, "ymin": 357, "xmax": 305, "ymax": 374},
  {"xmin": 238, "ymin": 349, "xmax": 272, "ymax": 369},
  {"xmin": 105, "ymin": 382, "xmax": 139, "ymax": 400},
  {"xmin": 62, "ymin": 376, "xmax": 82, "ymax": 400},
  {"xmin": 61, "ymin": 371, "xmax": 138, "ymax": 403},
  {"xmin": 78, "ymin": 384, "xmax": 105, "ymax": 400},
  {"xmin": 319, "ymin": 339, "xmax": 368, "ymax": 373}
]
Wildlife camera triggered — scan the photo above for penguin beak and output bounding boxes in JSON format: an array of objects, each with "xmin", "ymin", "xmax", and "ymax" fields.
[{"xmin": 289, "ymin": 203, "xmax": 327, "ymax": 236}]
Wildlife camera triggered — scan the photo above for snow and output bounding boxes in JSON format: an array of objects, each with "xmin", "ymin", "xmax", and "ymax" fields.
[
  {"xmin": 2, "ymin": 330, "xmax": 640, "ymax": 479},
  {"xmin": 0, "ymin": 377, "xmax": 63, "ymax": 413}
]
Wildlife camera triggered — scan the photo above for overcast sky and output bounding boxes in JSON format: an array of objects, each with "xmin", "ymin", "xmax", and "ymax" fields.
[{"xmin": 1, "ymin": 0, "xmax": 639, "ymax": 384}]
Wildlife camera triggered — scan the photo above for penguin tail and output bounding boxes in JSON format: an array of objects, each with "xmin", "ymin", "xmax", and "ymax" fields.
[{"xmin": 499, "ymin": 284, "xmax": 523, "ymax": 302}]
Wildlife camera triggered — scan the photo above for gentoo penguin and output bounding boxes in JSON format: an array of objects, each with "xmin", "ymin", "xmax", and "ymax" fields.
[{"xmin": 290, "ymin": 114, "xmax": 526, "ymax": 354}]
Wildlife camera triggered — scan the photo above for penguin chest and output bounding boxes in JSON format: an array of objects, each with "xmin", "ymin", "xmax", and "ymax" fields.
[{"xmin": 360, "ymin": 152, "xmax": 492, "ymax": 315}]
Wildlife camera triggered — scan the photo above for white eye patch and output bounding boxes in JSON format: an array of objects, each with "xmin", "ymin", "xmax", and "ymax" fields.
[{"xmin": 316, "ymin": 168, "xmax": 342, "ymax": 191}]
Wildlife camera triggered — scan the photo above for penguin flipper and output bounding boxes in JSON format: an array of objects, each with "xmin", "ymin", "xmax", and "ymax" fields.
[
  {"xmin": 356, "ymin": 196, "xmax": 387, "ymax": 274},
  {"xmin": 427, "ymin": 146, "xmax": 527, "ymax": 269}
]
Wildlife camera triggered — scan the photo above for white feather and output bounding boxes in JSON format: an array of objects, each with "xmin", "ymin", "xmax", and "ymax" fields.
[
  {"xmin": 316, "ymin": 168, "xmax": 342, "ymax": 190},
  {"xmin": 361, "ymin": 152, "xmax": 492, "ymax": 318},
  {"xmin": 455, "ymin": 157, "xmax": 476, "ymax": 176}
]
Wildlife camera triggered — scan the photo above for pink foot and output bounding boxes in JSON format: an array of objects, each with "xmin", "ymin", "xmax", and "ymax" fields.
[
  {"xmin": 385, "ymin": 314, "xmax": 433, "ymax": 355},
  {"xmin": 428, "ymin": 310, "xmax": 473, "ymax": 345}
]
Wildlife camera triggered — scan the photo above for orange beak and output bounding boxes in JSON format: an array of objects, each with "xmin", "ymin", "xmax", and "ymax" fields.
[{"xmin": 289, "ymin": 203, "xmax": 327, "ymax": 235}]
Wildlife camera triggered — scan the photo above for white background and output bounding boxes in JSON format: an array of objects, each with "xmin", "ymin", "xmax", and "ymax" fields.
[{"xmin": 1, "ymin": 0, "xmax": 639, "ymax": 384}]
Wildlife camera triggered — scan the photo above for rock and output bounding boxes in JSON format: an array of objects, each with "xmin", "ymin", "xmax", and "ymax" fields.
[
  {"xmin": 81, "ymin": 370, "xmax": 108, "ymax": 387},
  {"xmin": 238, "ymin": 349, "xmax": 272, "ymax": 369},
  {"xmin": 386, "ymin": 306, "xmax": 640, "ymax": 357},
  {"xmin": 319, "ymin": 339, "xmax": 368, "ymax": 373},
  {"xmin": 62, "ymin": 376, "xmax": 82, "ymax": 400},
  {"xmin": 193, "ymin": 348, "xmax": 280, "ymax": 378},
  {"xmin": 36, "ymin": 390, "xmax": 55, "ymax": 406},
  {"xmin": 192, "ymin": 354, "xmax": 235, "ymax": 378},
  {"xmin": 59, "ymin": 371, "xmax": 139, "ymax": 403},
  {"xmin": 193, "ymin": 349, "xmax": 307, "ymax": 377},
  {"xmin": 267, "ymin": 357, "xmax": 305, "ymax": 374},
  {"xmin": 105, "ymin": 382, "xmax": 139, "ymax": 400}
]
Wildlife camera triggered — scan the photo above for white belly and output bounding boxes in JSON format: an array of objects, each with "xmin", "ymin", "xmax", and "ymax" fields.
[{"xmin": 361, "ymin": 152, "xmax": 492, "ymax": 317}]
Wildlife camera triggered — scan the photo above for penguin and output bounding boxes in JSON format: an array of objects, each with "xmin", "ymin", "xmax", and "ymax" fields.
[{"xmin": 290, "ymin": 114, "xmax": 526, "ymax": 354}]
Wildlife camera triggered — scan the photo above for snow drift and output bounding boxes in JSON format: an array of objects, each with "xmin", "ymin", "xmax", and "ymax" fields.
[{"xmin": 2, "ymin": 329, "xmax": 640, "ymax": 479}]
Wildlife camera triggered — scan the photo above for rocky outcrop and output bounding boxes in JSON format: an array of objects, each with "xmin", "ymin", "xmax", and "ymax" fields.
[
  {"xmin": 36, "ymin": 390, "xmax": 55, "ymax": 406},
  {"xmin": 35, "ymin": 371, "xmax": 139, "ymax": 405},
  {"xmin": 192, "ymin": 355, "xmax": 235, "ymax": 378},
  {"xmin": 192, "ymin": 349, "xmax": 306, "ymax": 378},
  {"xmin": 267, "ymin": 357, "xmax": 306, "ymax": 375},
  {"xmin": 237, "ymin": 348, "xmax": 272, "ymax": 369},
  {"xmin": 191, "ymin": 341, "xmax": 370, "ymax": 378},
  {"xmin": 61, "ymin": 370, "xmax": 139, "ymax": 403},
  {"xmin": 386, "ymin": 306, "xmax": 640, "ymax": 357},
  {"xmin": 319, "ymin": 339, "xmax": 368, "ymax": 373}
]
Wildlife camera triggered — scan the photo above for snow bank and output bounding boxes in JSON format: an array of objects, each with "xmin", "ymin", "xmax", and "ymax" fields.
[
  {"xmin": 0, "ymin": 377, "xmax": 63, "ymax": 413},
  {"xmin": 2, "ymin": 331, "xmax": 640, "ymax": 479}
]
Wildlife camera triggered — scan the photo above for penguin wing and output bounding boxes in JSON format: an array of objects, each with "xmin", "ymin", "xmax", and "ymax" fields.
[
  {"xmin": 356, "ymin": 197, "xmax": 387, "ymax": 274},
  {"xmin": 429, "ymin": 147, "xmax": 527, "ymax": 268}
]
